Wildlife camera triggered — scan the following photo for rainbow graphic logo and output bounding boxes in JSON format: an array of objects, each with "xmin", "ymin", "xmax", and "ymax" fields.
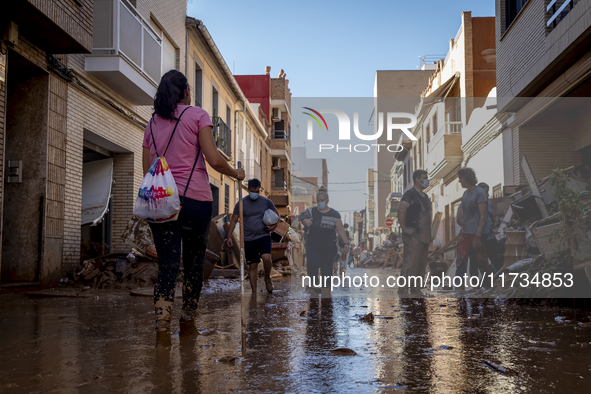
[{"xmin": 302, "ymin": 107, "xmax": 329, "ymax": 131}]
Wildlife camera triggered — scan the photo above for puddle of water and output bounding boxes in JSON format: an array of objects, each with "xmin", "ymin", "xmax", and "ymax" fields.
[{"xmin": 0, "ymin": 281, "xmax": 590, "ymax": 393}]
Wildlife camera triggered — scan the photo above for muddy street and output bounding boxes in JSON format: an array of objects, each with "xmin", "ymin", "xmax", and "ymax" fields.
[{"xmin": 0, "ymin": 275, "xmax": 590, "ymax": 393}]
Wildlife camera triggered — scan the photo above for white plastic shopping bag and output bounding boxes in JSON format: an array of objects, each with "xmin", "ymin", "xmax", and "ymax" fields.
[
  {"xmin": 133, "ymin": 157, "xmax": 181, "ymax": 223},
  {"xmin": 263, "ymin": 209, "xmax": 279, "ymax": 226}
]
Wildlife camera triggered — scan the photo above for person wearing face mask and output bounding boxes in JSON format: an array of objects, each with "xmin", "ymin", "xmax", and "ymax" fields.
[
  {"xmin": 397, "ymin": 170, "xmax": 432, "ymax": 296},
  {"xmin": 299, "ymin": 186, "xmax": 350, "ymax": 294},
  {"xmin": 226, "ymin": 179, "xmax": 279, "ymax": 294}
]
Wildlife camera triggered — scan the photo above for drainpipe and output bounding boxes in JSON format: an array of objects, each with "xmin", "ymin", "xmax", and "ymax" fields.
[{"xmin": 235, "ymin": 101, "xmax": 246, "ymax": 195}]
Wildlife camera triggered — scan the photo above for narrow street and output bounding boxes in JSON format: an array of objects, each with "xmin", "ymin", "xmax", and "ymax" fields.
[{"xmin": 1, "ymin": 270, "xmax": 590, "ymax": 393}]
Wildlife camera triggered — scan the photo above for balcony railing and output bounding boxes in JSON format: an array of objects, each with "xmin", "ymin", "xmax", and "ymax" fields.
[
  {"xmin": 547, "ymin": 0, "xmax": 578, "ymax": 31},
  {"xmin": 273, "ymin": 130, "xmax": 288, "ymax": 140},
  {"xmin": 446, "ymin": 121, "xmax": 462, "ymax": 134},
  {"xmin": 213, "ymin": 118, "xmax": 232, "ymax": 158},
  {"xmin": 242, "ymin": 159, "xmax": 261, "ymax": 183},
  {"xmin": 92, "ymin": 0, "xmax": 162, "ymax": 84}
]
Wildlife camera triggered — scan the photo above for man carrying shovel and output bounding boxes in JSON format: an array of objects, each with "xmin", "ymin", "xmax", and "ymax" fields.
[{"xmin": 226, "ymin": 179, "xmax": 280, "ymax": 294}]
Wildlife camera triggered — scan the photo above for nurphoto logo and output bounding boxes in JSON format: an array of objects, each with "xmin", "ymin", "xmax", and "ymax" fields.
[{"xmin": 303, "ymin": 107, "xmax": 417, "ymax": 153}]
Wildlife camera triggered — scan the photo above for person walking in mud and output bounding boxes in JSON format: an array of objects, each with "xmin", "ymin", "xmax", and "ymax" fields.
[
  {"xmin": 455, "ymin": 168, "xmax": 489, "ymax": 290},
  {"xmin": 142, "ymin": 70, "xmax": 244, "ymax": 343},
  {"xmin": 397, "ymin": 170, "xmax": 432, "ymax": 296},
  {"xmin": 226, "ymin": 179, "xmax": 279, "ymax": 294},
  {"xmin": 299, "ymin": 186, "xmax": 350, "ymax": 294}
]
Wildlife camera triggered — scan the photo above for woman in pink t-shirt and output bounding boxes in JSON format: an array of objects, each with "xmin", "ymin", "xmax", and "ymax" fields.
[{"xmin": 142, "ymin": 70, "xmax": 244, "ymax": 339}]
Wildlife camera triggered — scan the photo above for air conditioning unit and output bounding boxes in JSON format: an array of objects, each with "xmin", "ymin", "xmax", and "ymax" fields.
[
  {"xmin": 272, "ymin": 108, "xmax": 281, "ymax": 121},
  {"xmin": 272, "ymin": 158, "xmax": 281, "ymax": 169}
]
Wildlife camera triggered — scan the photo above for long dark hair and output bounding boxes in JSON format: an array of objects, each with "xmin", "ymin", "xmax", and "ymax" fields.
[{"xmin": 153, "ymin": 70, "xmax": 188, "ymax": 120}]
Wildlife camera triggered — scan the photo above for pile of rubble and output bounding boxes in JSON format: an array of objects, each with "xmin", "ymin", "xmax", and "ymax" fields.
[
  {"xmin": 357, "ymin": 237, "xmax": 404, "ymax": 269},
  {"xmin": 460, "ymin": 159, "xmax": 591, "ymax": 293},
  {"xmin": 64, "ymin": 252, "xmax": 158, "ymax": 290},
  {"xmin": 62, "ymin": 212, "xmax": 294, "ymax": 289}
]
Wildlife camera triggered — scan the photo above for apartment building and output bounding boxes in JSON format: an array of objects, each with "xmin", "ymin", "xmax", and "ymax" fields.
[
  {"xmin": 64, "ymin": 0, "xmax": 187, "ymax": 271},
  {"xmin": 186, "ymin": 17, "xmax": 262, "ymax": 218},
  {"xmin": 371, "ymin": 70, "xmax": 433, "ymax": 231},
  {"xmin": 0, "ymin": 0, "xmax": 192, "ymax": 286},
  {"xmin": 496, "ymin": 0, "xmax": 591, "ymax": 182},
  {"xmin": 396, "ymin": 12, "xmax": 498, "ymax": 249},
  {"xmin": 235, "ymin": 68, "xmax": 292, "ymax": 216},
  {"xmin": 1, "ymin": 0, "xmax": 93, "ymax": 285}
]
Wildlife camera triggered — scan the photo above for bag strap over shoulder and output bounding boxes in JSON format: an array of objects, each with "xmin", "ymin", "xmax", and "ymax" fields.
[
  {"xmin": 181, "ymin": 144, "xmax": 201, "ymax": 204},
  {"xmin": 149, "ymin": 106, "xmax": 191, "ymax": 158}
]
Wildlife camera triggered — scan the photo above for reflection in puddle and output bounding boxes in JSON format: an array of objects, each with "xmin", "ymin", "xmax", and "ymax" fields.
[{"xmin": 0, "ymin": 281, "xmax": 590, "ymax": 392}]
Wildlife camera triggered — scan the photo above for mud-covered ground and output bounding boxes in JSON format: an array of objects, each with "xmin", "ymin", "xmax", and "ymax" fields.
[{"xmin": 1, "ymin": 269, "xmax": 591, "ymax": 393}]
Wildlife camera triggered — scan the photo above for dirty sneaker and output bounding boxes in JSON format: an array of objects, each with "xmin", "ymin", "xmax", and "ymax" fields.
[{"xmin": 265, "ymin": 277, "xmax": 274, "ymax": 293}]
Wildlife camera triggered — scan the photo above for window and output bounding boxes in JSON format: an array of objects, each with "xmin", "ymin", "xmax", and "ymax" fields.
[
  {"xmin": 226, "ymin": 105, "xmax": 232, "ymax": 130},
  {"xmin": 212, "ymin": 87, "xmax": 219, "ymax": 118},
  {"xmin": 194, "ymin": 63, "xmax": 203, "ymax": 107},
  {"xmin": 505, "ymin": 0, "xmax": 528, "ymax": 29},
  {"xmin": 224, "ymin": 184, "xmax": 230, "ymax": 213},
  {"xmin": 274, "ymin": 168, "xmax": 285, "ymax": 188},
  {"xmin": 432, "ymin": 113, "xmax": 438, "ymax": 136},
  {"xmin": 426, "ymin": 123, "xmax": 430, "ymax": 145}
]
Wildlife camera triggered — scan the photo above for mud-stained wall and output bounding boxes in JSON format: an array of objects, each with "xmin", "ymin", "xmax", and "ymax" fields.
[{"xmin": 1, "ymin": 58, "xmax": 49, "ymax": 282}]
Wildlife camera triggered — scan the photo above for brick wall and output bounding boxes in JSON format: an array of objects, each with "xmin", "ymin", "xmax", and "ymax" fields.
[
  {"xmin": 47, "ymin": 75, "xmax": 68, "ymax": 240},
  {"xmin": 65, "ymin": 86, "xmax": 144, "ymax": 267},
  {"xmin": 111, "ymin": 153, "xmax": 135, "ymax": 252},
  {"xmin": 28, "ymin": 0, "xmax": 93, "ymax": 52}
]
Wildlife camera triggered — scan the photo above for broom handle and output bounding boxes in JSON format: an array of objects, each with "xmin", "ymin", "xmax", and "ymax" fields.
[{"xmin": 238, "ymin": 163, "xmax": 246, "ymax": 357}]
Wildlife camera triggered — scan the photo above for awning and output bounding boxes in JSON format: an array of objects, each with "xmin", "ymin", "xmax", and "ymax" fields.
[
  {"xmin": 81, "ymin": 158, "xmax": 113, "ymax": 226},
  {"xmin": 417, "ymin": 73, "xmax": 460, "ymax": 119},
  {"xmin": 424, "ymin": 73, "xmax": 459, "ymax": 103}
]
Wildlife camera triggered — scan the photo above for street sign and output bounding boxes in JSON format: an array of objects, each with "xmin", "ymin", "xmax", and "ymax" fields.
[{"xmin": 385, "ymin": 217, "xmax": 394, "ymax": 227}]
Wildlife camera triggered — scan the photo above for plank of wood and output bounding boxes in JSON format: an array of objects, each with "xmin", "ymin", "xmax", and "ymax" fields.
[
  {"xmin": 431, "ymin": 212, "xmax": 443, "ymax": 241},
  {"xmin": 521, "ymin": 156, "xmax": 549, "ymax": 218},
  {"xmin": 429, "ymin": 234, "xmax": 460, "ymax": 258}
]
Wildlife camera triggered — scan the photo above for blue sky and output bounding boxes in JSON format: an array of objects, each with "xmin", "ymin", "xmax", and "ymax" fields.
[
  {"xmin": 187, "ymin": 0, "xmax": 496, "ymax": 220},
  {"xmin": 187, "ymin": 0, "xmax": 495, "ymax": 97}
]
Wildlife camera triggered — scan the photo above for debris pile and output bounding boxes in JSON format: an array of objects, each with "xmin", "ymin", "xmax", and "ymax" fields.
[
  {"xmin": 64, "ymin": 252, "xmax": 158, "ymax": 290},
  {"xmin": 63, "ymin": 212, "xmax": 296, "ymax": 289},
  {"xmin": 356, "ymin": 239, "xmax": 404, "ymax": 269}
]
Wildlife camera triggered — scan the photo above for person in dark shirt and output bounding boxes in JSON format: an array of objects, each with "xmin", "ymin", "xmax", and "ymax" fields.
[
  {"xmin": 397, "ymin": 169, "xmax": 432, "ymax": 296},
  {"xmin": 227, "ymin": 179, "xmax": 279, "ymax": 294},
  {"xmin": 299, "ymin": 186, "xmax": 349, "ymax": 294}
]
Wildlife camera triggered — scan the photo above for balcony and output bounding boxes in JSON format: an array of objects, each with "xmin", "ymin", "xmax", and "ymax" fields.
[
  {"xmin": 270, "ymin": 130, "xmax": 290, "ymax": 160},
  {"xmin": 427, "ymin": 122, "xmax": 463, "ymax": 179},
  {"xmin": 213, "ymin": 118, "xmax": 232, "ymax": 159},
  {"xmin": 273, "ymin": 130, "xmax": 287, "ymax": 140},
  {"xmin": 85, "ymin": 0, "xmax": 161, "ymax": 104},
  {"xmin": 241, "ymin": 159, "xmax": 261, "ymax": 184}
]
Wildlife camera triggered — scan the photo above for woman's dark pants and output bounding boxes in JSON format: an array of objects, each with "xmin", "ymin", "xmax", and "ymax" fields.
[{"xmin": 148, "ymin": 199, "xmax": 212, "ymax": 331}]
